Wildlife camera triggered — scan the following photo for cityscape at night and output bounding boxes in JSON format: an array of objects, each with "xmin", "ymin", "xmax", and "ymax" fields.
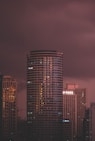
[{"xmin": 1, "ymin": 0, "xmax": 95, "ymax": 141}]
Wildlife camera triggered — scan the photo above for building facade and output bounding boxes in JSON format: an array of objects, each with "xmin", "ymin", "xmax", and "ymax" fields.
[
  {"xmin": 63, "ymin": 83, "xmax": 86, "ymax": 141},
  {"xmin": 62, "ymin": 119, "xmax": 73, "ymax": 141},
  {"xmin": 75, "ymin": 88, "xmax": 86, "ymax": 140},
  {"xmin": 83, "ymin": 108, "xmax": 89, "ymax": 141},
  {"xmin": 89, "ymin": 103, "xmax": 95, "ymax": 141},
  {"xmin": 2, "ymin": 75, "xmax": 17, "ymax": 140},
  {"xmin": 63, "ymin": 86, "xmax": 77, "ymax": 141},
  {"xmin": 27, "ymin": 50, "xmax": 63, "ymax": 141},
  {"xmin": 0, "ymin": 75, "xmax": 3, "ymax": 139}
]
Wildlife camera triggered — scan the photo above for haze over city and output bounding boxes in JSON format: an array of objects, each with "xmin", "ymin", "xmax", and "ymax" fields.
[{"xmin": 1, "ymin": 0, "xmax": 95, "ymax": 119}]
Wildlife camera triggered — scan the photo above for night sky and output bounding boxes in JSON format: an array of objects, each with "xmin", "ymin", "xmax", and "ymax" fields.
[{"xmin": 1, "ymin": 0, "xmax": 95, "ymax": 119}]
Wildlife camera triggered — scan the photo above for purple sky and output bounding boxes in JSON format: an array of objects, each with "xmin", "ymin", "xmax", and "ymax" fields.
[{"xmin": 1, "ymin": 0, "xmax": 95, "ymax": 119}]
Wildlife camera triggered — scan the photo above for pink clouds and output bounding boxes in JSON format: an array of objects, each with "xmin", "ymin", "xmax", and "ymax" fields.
[{"xmin": 1, "ymin": 0, "xmax": 95, "ymax": 79}]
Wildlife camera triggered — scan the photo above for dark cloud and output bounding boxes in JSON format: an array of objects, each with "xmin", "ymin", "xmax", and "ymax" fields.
[{"xmin": 1, "ymin": 0, "xmax": 95, "ymax": 79}]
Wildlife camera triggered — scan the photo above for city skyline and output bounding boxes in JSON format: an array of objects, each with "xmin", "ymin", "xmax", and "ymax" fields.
[{"xmin": 1, "ymin": 0, "xmax": 95, "ymax": 118}]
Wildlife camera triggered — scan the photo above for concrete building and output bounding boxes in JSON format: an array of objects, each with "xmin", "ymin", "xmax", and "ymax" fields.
[{"xmin": 27, "ymin": 50, "xmax": 63, "ymax": 141}]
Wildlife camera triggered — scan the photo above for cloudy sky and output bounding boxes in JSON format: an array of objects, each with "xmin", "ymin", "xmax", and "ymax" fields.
[{"xmin": 1, "ymin": 0, "xmax": 95, "ymax": 118}]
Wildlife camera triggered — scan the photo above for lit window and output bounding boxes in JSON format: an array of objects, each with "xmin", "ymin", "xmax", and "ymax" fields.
[
  {"xmin": 28, "ymin": 112, "xmax": 32, "ymax": 115},
  {"xmin": 28, "ymin": 67, "xmax": 33, "ymax": 70},
  {"xmin": 40, "ymin": 60, "xmax": 42, "ymax": 64},
  {"xmin": 47, "ymin": 76, "xmax": 50, "ymax": 79},
  {"xmin": 27, "ymin": 81, "xmax": 31, "ymax": 84},
  {"xmin": 62, "ymin": 120, "xmax": 70, "ymax": 122},
  {"xmin": 63, "ymin": 91, "xmax": 74, "ymax": 95}
]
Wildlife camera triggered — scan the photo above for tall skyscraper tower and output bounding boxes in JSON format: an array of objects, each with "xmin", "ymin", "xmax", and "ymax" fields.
[
  {"xmin": 63, "ymin": 83, "xmax": 86, "ymax": 141},
  {"xmin": 2, "ymin": 75, "xmax": 17, "ymax": 140},
  {"xmin": 75, "ymin": 87, "xmax": 86, "ymax": 140},
  {"xmin": 0, "ymin": 75, "xmax": 3, "ymax": 139},
  {"xmin": 89, "ymin": 103, "xmax": 95, "ymax": 141},
  {"xmin": 27, "ymin": 50, "xmax": 63, "ymax": 141},
  {"xmin": 63, "ymin": 90, "xmax": 77, "ymax": 141},
  {"xmin": 83, "ymin": 108, "xmax": 89, "ymax": 141}
]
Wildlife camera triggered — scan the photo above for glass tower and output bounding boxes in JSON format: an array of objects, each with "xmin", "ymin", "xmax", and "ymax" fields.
[{"xmin": 27, "ymin": 50, "xmax": 63, "ymax": 141}]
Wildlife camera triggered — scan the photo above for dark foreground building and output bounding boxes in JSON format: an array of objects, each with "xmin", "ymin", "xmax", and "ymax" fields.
[{"xmin": 27, "ymin": 50, "xmax": 63, "ymax": 141}]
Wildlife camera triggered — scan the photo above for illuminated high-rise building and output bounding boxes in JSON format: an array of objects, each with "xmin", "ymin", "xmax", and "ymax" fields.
[
  {"xmin": 27, "ymin": 50, "xmax": 63, "ymax": 141},
  {"xmin": 0, "ymin": 75, "xmax": 3, "ymax": 139},
  {"xmin": 2, "ymin": 75, "xmax": 17, "ymax": 140},
  {"xmin": 63, "ymin": 86, "xmax": 77, "ymax": 141},
  {"xmin": 63, "ymin": 83, "xmax": 86, "ymax": 141}
]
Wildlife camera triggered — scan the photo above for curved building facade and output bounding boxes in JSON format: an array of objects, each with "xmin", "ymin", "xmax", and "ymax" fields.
[{"xmin": 27, "ymin": 50, "xmax": 63, "ymax": 141}]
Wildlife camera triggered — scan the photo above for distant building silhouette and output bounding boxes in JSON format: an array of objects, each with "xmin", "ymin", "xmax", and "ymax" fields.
[
  {"xmin": 27, "ymin": 50, "xmax": 63, "ymax": 141},
  {"xmin": 63, "ymin": 83, "xmax": 86, "ymax": 141}
]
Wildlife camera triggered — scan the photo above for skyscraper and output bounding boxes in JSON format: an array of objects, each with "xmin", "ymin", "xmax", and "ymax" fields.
[
  {"xmin": 63, "ymin": 85, "xmax": 77, "ymax": 141},
  {"xmin": 63, "ymin": 83, "xmax": 86, "ymax": 141},
  {"xmin": 0, "ymin": 75, "xmax": 3, "ymax": 140},
  {"xmin": 83, "ymin": 108, "xmax": 89, "ymax": 141},
  {"xmin": 27, "ymin": 50, "xmax": 63, "ymax": 141},
  {"xmin": 2, "ymin": 75, "xmax": 17, "ymax": 140},
  {"xmin": 89, "ymin": 103, "xmax": 95, "ymax": 141},
  {"xmin": 75, "ymin": 87, "xmax": 86, "ymax": 140}
]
